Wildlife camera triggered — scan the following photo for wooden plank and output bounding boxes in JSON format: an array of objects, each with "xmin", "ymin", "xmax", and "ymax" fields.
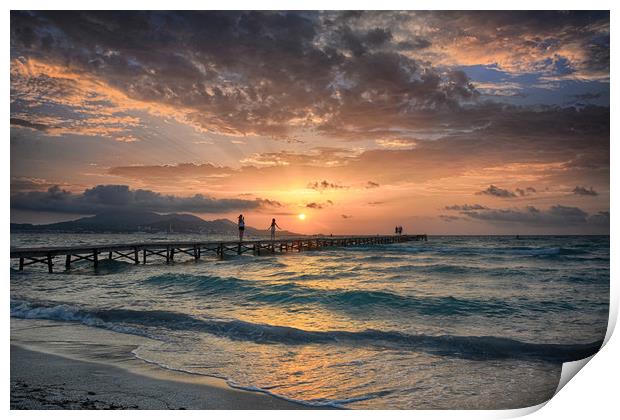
[{"xmin": 11, "ymin": 235, "xmax": 413, "ymax": 257}]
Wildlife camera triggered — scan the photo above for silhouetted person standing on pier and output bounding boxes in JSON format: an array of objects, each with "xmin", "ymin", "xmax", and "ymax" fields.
[
  {"xmin": 238, "ymin": 214, "xmax": 245, "ymax": 241},
  {"xmin": 395, "ymin": 226, "xmax": 399, "ymax": 235},
  {"xmin": 268, "ymin": 218, "xmax": 281, "ymax": 240}
]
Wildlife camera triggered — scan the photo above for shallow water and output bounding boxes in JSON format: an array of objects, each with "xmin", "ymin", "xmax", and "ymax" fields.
[{"xmin": 10, "ymin": 234, "xmax": 609, "ymax": 409}]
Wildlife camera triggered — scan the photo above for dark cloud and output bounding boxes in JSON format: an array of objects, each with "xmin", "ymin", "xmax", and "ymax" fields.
[
  {"xmin": 477, "ymin": 185, "xmax": 536, "ymax": 199},
  {"xmin": 10, "ymin": 117, "xmax": 51, "ymax": 132},
  {"xmin": 335, "ymin": 26, "xmax": 393, "ymax": 57},
  {"xmin": 477, "ymin": 185, "xmax": 517, "ymax": 198},
  {"xmin": 10, "ymin": 11, "xmax": 483, "ymax": 140},
  {"xmin": 396, "ymin": 38, "xmax": 431, "ymax": 51},
  {"xmin": 412, "ymin": 11, "xmax": 609, "ymax": 78},
  {"xmin": 571, "ymin": 92, "xmax": 603, "ymax": 101},
  {"xmin": 11, "ymin": 184, "xmax": 265, "ymax": 214},
  {"xmin": 10, "ymin": 11, "xmax": 610, "ymax": 146},
  {"xmin": 460, "ymin": 204, "xmax": 608, "ymax": 227},
  {"xmin": 365, "ymin": 181, "xmax": 380, "ymax": 189},
  {"xmin": 341, "ymin": 214, "xmax": 353, "ymax": 219},
  {"xmin": 573, "ymin": 186, "xmax": 599, "ymax": 196},
  {"xmin": 307, "ymin": 180, "xmax": 348, "ymax": 191},
  {"xmin": 439, "ymin": 215, "xmax": 462, "ymax": 222},
  {"xmin": 588, "ymin": 211, "xmax": 609, "ymax": 225},
  {"xmin": 306, "ymin": 200, "xmax": 334, "ymax": 210},
  {"xmin": 515, "ymin": 187, "xmax": 537, "ymax": 197},
  {"xmin": 256, "ymin": 198, "xmax": 283, "ymax": 207},
  {"xmin": 445, "ymin": 204, "xmax": 488, "ymax": 211},
  {"xmin": 11, "ymin": 176, "xmax": 68, "ymax": 192}
]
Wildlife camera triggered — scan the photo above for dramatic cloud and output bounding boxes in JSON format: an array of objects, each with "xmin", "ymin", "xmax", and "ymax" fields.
[
  {"xmin": 17, "ymin": 11, "xmax": 606, "ymax": 141},
  {"xmin": 11, "ymin": 185, "xmax": 268, "ymax": 214},
  {"xmin": 573, "ymin": 186, "xmax": 599, "ymax": 196},
  {"xmin": 106, "ymin": 105, "xmax": 609, "ymax": 189},
  {"xmin": 9, "ymin": 11, "xmax": 610, "ymax": 234},
  {"xmin": 10, "ymin": 10, "xmax": 610, "ymax": 147},
  {"xmin": 441, "ymin": 202, "xmax": 609, "ymax": 232},
  {"xmin": 341, "ymin": 214, "xmax": 353, "ymax": 219},
  {"xmin": 456, "ymin": 204, "xmax": 608, "ymax": 227},
  {"xmin": 405, "ymin": 11, "xmax": 609, "ymax": 80}
]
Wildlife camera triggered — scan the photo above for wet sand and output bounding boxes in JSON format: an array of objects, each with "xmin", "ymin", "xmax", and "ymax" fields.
[{"xmin": 11, "ymin": 319, "xmax": 309, "ymax": 409}]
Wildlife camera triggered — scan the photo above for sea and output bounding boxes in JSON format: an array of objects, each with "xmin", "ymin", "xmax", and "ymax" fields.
[{"xmin": 10, "ymin": 233, "xmax": 609, "ymax": 409}]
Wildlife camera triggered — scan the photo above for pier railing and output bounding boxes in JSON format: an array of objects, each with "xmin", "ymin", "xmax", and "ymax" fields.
[{"xmin": 10, "ymin": 234, "xmax": 427, "ymax": 273}]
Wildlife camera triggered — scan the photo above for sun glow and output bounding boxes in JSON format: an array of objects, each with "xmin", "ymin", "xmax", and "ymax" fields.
[{"xmin": 298, "ymin": 213, "xmax": 306, "ymax": 221}]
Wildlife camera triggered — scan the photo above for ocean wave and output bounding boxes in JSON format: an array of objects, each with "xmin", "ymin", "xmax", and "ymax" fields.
[
  {"xmin": 380, "ymin": 263, "xmax": 528, "ymax": 277},
  {"xmin": 68, "ymin": 259, "xmax": 136, "ymax": 275},
  {"xmin": 141, "ymin": 273, "xmax": 576, "ymax": 316},
  {"xmin": 354, "ymin": 255, "xmax": 406, "ymax": 263},
  {"xmin": 10, "ymin": 299, "xmax": 601, "ymax": 363},
  {"xmin": 384, "ymin": 244, "xmax": 593, "ymax": 259},
  {"xmin": 556, "ymin": 274, "xmax": 609, "ymax": 284},
  {"xmin": 10, "ymin": 299, "xmax": 154, "ymax": 338}
]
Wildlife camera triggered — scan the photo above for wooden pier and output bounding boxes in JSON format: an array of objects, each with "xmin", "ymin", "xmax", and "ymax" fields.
[{"xmin": 10, "ymin": 235, "xmax": 427, "ymax": 273}]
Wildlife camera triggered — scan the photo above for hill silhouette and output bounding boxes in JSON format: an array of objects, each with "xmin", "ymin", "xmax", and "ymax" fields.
[{"xmin": 11, "ymin": 210, "xmax": 300, "ymax": 237}]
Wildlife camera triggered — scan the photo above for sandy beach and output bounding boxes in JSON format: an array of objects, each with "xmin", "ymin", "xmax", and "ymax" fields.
[{"xmin": 10, "ymin": 319, "xmax": 308, "ymax": 409}]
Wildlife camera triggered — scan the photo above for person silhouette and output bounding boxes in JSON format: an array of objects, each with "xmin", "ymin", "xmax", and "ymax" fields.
[
  {"xmin": 268, "ymin": 218, "xmax": 281, "ymax": 240},
  {"xmin": 238, "ymin": 214, "xmax": 245, "ymax": 241}
]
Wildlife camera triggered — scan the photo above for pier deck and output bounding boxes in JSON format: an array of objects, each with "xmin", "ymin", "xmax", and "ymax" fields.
[{"xmin": 11, "ymin": 235, "xmax": 427, "ymax": 272}]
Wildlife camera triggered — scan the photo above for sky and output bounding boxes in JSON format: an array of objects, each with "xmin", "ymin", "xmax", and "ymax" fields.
[{"xmin": 10, "ymin": 11, "xmax": 609, "ymax": 234}]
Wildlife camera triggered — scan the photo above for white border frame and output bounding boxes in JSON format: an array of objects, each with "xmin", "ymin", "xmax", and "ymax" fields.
[{"xmin": 3, "ymin": 2, "xmax": 616, "ymax": 418}]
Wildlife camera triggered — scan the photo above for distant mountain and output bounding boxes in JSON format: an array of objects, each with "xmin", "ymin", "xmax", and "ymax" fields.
[{"xmin": 10, "ymin": 210, "xmax": 300, "ymax": 237}]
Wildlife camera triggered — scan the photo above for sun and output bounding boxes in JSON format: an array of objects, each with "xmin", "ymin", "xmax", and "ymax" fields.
[{"xmin": 298, "ymin": 213, "xmax": 306, "ymax": 221}]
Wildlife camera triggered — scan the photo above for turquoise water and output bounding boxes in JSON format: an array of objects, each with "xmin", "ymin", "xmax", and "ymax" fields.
[{"xmin": 10, "ymin": 234, "xmax": 609, "ymax": 409}]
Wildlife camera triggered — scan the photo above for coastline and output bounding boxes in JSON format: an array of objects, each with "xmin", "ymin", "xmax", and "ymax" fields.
[{"xmin": 10, "ymin": 318, "xmax": 310, "ymax": 410}]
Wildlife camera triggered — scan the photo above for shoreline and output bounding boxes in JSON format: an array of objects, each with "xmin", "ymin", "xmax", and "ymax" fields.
[{"xmin": 10, "ymin": 318, "xmax": 312, "ymax": 410}]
